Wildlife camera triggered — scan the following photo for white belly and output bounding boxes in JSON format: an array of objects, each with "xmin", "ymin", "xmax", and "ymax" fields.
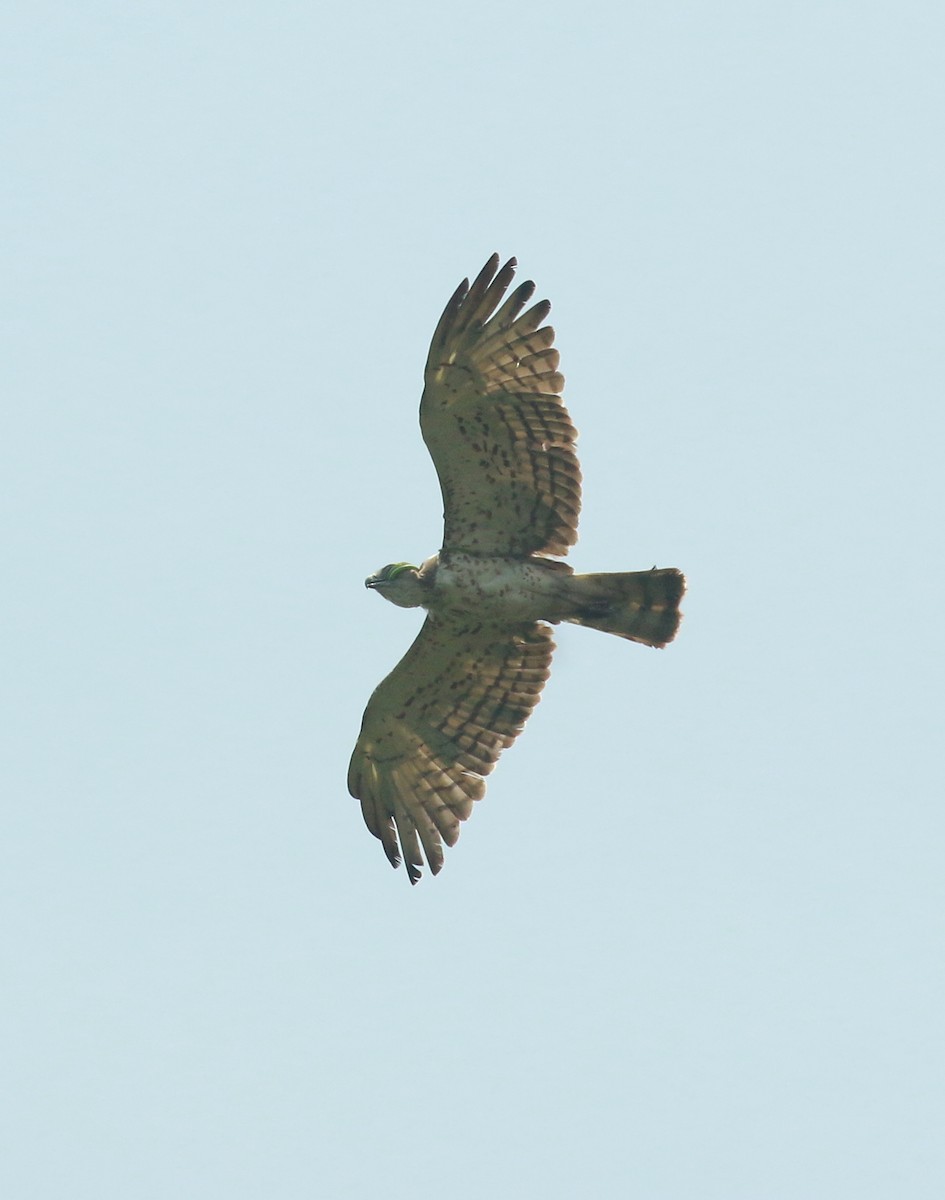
[{"xmin": 433, "ymin": 553, "xmax": 571, "ymax": 622}]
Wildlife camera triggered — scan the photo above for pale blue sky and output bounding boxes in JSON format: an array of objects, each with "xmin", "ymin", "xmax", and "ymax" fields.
[{"xmin": 3, "ymin": 2, "xmax": 944, "ymax": 1197}]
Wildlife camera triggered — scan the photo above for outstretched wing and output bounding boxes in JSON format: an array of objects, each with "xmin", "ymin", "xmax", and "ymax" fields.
[
  {"xmin": 420, "ymin": 254, "xmax": 581, "ymax": 558},
  {"xmin": 347, "ymin": 616, "xmax": 554, "ymax": 883}
]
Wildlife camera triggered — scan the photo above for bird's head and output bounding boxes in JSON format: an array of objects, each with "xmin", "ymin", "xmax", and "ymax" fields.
[{"xmin": 365, "ymin": 562, "xmax": 426, "ymax": 608}]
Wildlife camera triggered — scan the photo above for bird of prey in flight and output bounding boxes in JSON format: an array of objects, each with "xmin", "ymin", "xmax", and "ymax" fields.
[{"xmin": 348, "ymin": 255, "xmax": 685, "ymax": 883}]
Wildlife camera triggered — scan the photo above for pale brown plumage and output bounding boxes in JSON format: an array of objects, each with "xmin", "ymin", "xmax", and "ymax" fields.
[
  {"xmin": 348, "ymin": 619, "xmax": 553, "ymax": 884},
  {"xmin": 421, "ymin": 255, "xmax": 581, "ymax": 557},
  {"xmin": 348, "ymin": 255, "xmax": 684, "ymax": 883}
]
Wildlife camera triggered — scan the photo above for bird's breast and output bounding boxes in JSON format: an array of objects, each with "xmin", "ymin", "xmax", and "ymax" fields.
[{"xmin": 432, "ymin": 553, "xmax": 569, "ymax": 623}]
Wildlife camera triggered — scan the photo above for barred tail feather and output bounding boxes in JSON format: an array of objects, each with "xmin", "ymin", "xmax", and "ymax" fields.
[{"xmin": 566, "ymin": 568, "xmax": 685, "ymax": 647}]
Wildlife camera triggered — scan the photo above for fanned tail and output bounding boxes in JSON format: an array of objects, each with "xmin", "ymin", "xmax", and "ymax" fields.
[{"xmin": 565, "ymin": 568, "xmax": 685, "ymax": 647}]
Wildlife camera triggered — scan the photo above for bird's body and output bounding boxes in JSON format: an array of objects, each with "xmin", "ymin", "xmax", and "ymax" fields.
[
  {"xmin": 348, "ymin": 255, "xmax": 685, "ymax": 883},
  {"xmin": 403, "ymin": 552, "xmax": 570, "ymax": 623},
  {"xmin": 374, "ymin": 550, "xmax": 682, "ymax": 636}
]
